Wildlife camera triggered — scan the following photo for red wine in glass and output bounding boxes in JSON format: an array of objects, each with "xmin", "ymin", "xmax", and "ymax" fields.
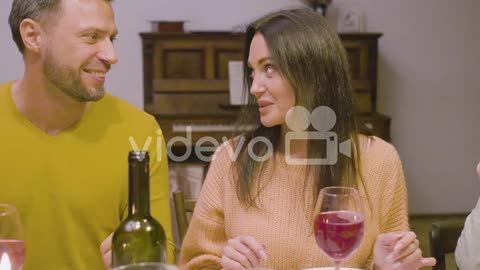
[
  {"xmin": 314, "ymin": 187, "xmax": 363, "ymax": 270},
  {"xmin": 0, "ymin": 239, "xmax": 25, "ymax": 269},
  {"xmin": 314, "ymin": 210, "xmax": 364, "ymax": 261},
  {"xmin": 0, "ymin": 204, "xmax": 25, "ymax": 270}
]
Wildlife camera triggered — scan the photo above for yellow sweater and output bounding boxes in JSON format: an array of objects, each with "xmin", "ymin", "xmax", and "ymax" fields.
[
  {"xmin": 179, "ymin": 137, "xmax": 409, "ymax": 270},
  {"xmin": 0, "ymin": 81, "xmax": 175, "ymax": 269}
]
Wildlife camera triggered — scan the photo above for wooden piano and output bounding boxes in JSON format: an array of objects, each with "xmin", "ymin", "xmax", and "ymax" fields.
[{"xmin": 140, "ymin": 32, "xmax": 390, "ymax": 162}]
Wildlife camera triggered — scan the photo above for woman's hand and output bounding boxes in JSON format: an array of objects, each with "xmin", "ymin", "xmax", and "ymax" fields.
[
  {"xmin": 100, "ymin": 233, "xmax": 113, "ymax": 270},
  {"xmin": 221, "ymin": 235, "xmax": 267, "ymax": 270},
  {"xmin": 373, "ymin": 231, "xmax": 436, "ymax": 269}
]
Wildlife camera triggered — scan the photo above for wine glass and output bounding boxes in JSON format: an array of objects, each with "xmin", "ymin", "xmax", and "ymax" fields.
[
  {"xmin": 0, "ymin": 204, "xmax": 25, "ymax": 270},
  {"xmin": 314, "ymin": 187, "xmax": 364, "ymax": 270}
]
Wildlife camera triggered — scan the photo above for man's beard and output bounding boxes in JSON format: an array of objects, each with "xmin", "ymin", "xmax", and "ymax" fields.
[{"xmin": 43, "ymin": 49, "xmax": 106, "ymax": 102}]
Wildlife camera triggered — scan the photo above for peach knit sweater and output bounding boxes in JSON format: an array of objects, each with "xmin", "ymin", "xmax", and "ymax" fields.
[{"xmin": 179, "ymin": 136, "xmax": 409, "ymax": 270}]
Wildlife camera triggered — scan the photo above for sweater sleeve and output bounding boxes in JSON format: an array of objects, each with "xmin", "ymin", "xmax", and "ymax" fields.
[
  {"xmin": 455, "ymin": 196, "xmax": 480, "ymax": 270},
  {"xmin": 179, "ymin": 144, "xmax": 231, "ymax": 270},
  {"xmin": 366, "ymin": 145, "xmax": 410, "ymax": 270},
  {"xmin": 379, "ymin": 148, "xmax": 409, "ymax": 233}
]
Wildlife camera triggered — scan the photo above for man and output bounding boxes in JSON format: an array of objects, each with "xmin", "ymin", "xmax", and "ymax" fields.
[
  {"xmin": 1, "ymin": 0, "xmax": 175, "ymax": 269},
  {"xmin": 455, "ymin": 162, "xmax": 480, "ymax": 269}
]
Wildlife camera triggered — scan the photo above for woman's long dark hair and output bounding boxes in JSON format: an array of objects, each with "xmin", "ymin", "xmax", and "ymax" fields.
[{"xmin": 233, "ymin": 8, "xmax": 365, "ymax": 208}]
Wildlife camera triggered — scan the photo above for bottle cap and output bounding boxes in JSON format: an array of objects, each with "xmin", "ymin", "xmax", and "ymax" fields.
[{"xmin": 129, "ymin": 151, "xmax": 149, "ymax": 162}]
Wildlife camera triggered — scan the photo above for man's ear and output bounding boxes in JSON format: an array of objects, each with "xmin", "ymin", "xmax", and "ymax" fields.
[{"xmin": 19, "ymin": 18, "xmax": 43, "ymax": 53}]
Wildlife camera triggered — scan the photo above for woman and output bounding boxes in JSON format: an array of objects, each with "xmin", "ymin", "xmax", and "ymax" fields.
[{"xmin": 179, "ymin": 9, "xmax": 435, "ymax": 270}]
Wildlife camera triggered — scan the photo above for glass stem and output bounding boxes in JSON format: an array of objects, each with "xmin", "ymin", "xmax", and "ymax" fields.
[{"xmin": 334, "ymin": 262, "xmax": 341, "ymax": 270}]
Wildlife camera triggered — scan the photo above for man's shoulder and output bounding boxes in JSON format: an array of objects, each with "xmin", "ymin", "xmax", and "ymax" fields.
[
  {"xmin": 0, "ymin": 81, "xmax": 14, "ymax": 93},
  {"xmin": 98, "ymin": 94, "xmax": 155, "ymax": 123},
  {"xmin": 89, "ymin": 94, "xmax": 160, "ymax": 136},
  {"xmin": 0, "ymin": 81, "xmax": 15, "ymax": 114},
  {"xmin": 100, "ymin": 94, "xmax": 146, "ymax": 114}
]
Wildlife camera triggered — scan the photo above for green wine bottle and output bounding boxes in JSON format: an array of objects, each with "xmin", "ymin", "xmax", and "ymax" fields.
[{"xmin": 112, "ymin": 151, "xmax": 167, "ymax": 267}]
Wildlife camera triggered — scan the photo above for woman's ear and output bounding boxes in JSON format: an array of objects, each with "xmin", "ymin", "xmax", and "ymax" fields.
[{"xmin": 19, "ymin": 18, "xmax": 43, "ymax": 54}]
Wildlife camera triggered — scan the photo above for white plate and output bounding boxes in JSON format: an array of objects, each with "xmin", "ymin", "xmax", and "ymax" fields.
[{"xmin": 303, "ymin": 268, "xmax": 362, "ymax": 270}]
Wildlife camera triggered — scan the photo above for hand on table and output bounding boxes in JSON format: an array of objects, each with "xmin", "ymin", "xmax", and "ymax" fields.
[
  {"xmin": 373, "ymin": 231, "xmax": 436, "ymax": 269},
  {"xmin": 100, "ymin": 232, "xmax": 113, "ymax": 270},
  {"xmin": 221, "ymin": 235, "xmax": 267, "ymax": 270}
]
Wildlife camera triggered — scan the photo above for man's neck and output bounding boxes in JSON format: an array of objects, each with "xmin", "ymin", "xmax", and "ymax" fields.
[{"xmin": 11, "ymin": 76, "xmax": 88, "ymax": 136}]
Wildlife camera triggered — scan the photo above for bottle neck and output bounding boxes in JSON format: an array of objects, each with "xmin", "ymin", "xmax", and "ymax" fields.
[{"xmin": 128, "ymin": 159, "xmax": 150, "ymax": 217}]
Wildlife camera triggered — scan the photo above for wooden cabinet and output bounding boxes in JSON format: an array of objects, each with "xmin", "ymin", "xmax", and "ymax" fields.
[
  {"xmin": 340, "ymin": 33, "xmax": 391, "ymax": 141},
  {"xmin": 141, "ymin": 32, "xmax": 391, "ymax": 141},
  {"xmin": 141, "ymin": 32, "xmax": 243, "ymax": 115},
  {"xmin": 341, "ymin": 33, "xmax": 381, "ymax": 114}
]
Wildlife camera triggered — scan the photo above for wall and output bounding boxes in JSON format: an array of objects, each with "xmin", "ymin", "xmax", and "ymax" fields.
[
  {"xmin": 0, "ymin": 0, "xmax": 479, "ymax": 214},
  {"xmin": 332, "ymin": 0, "xmax": 480, "ymax": 214}
]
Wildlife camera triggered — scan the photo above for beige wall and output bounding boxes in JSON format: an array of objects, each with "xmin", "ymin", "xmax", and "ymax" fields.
[
  {"xmin": 330, "ymin": 0, "xmax": 480, "ymax": 214},
  {"xmin": 1, "ymin": 0, "xmax": 479, "ymax": 214}
]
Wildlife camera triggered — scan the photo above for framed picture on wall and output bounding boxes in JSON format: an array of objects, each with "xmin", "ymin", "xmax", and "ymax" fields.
[{"xmin": 337, "ymin": 4, "xmax": 363, "ymax": 32}]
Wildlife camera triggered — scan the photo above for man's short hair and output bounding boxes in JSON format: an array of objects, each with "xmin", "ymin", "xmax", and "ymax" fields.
[
  {"xmin": 8, "ymin": 0, "xmax": 112, "ymax": 54},
  {"xmin": 8, "ymin": 0, "xmax": 64, "ymax": 54}
]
